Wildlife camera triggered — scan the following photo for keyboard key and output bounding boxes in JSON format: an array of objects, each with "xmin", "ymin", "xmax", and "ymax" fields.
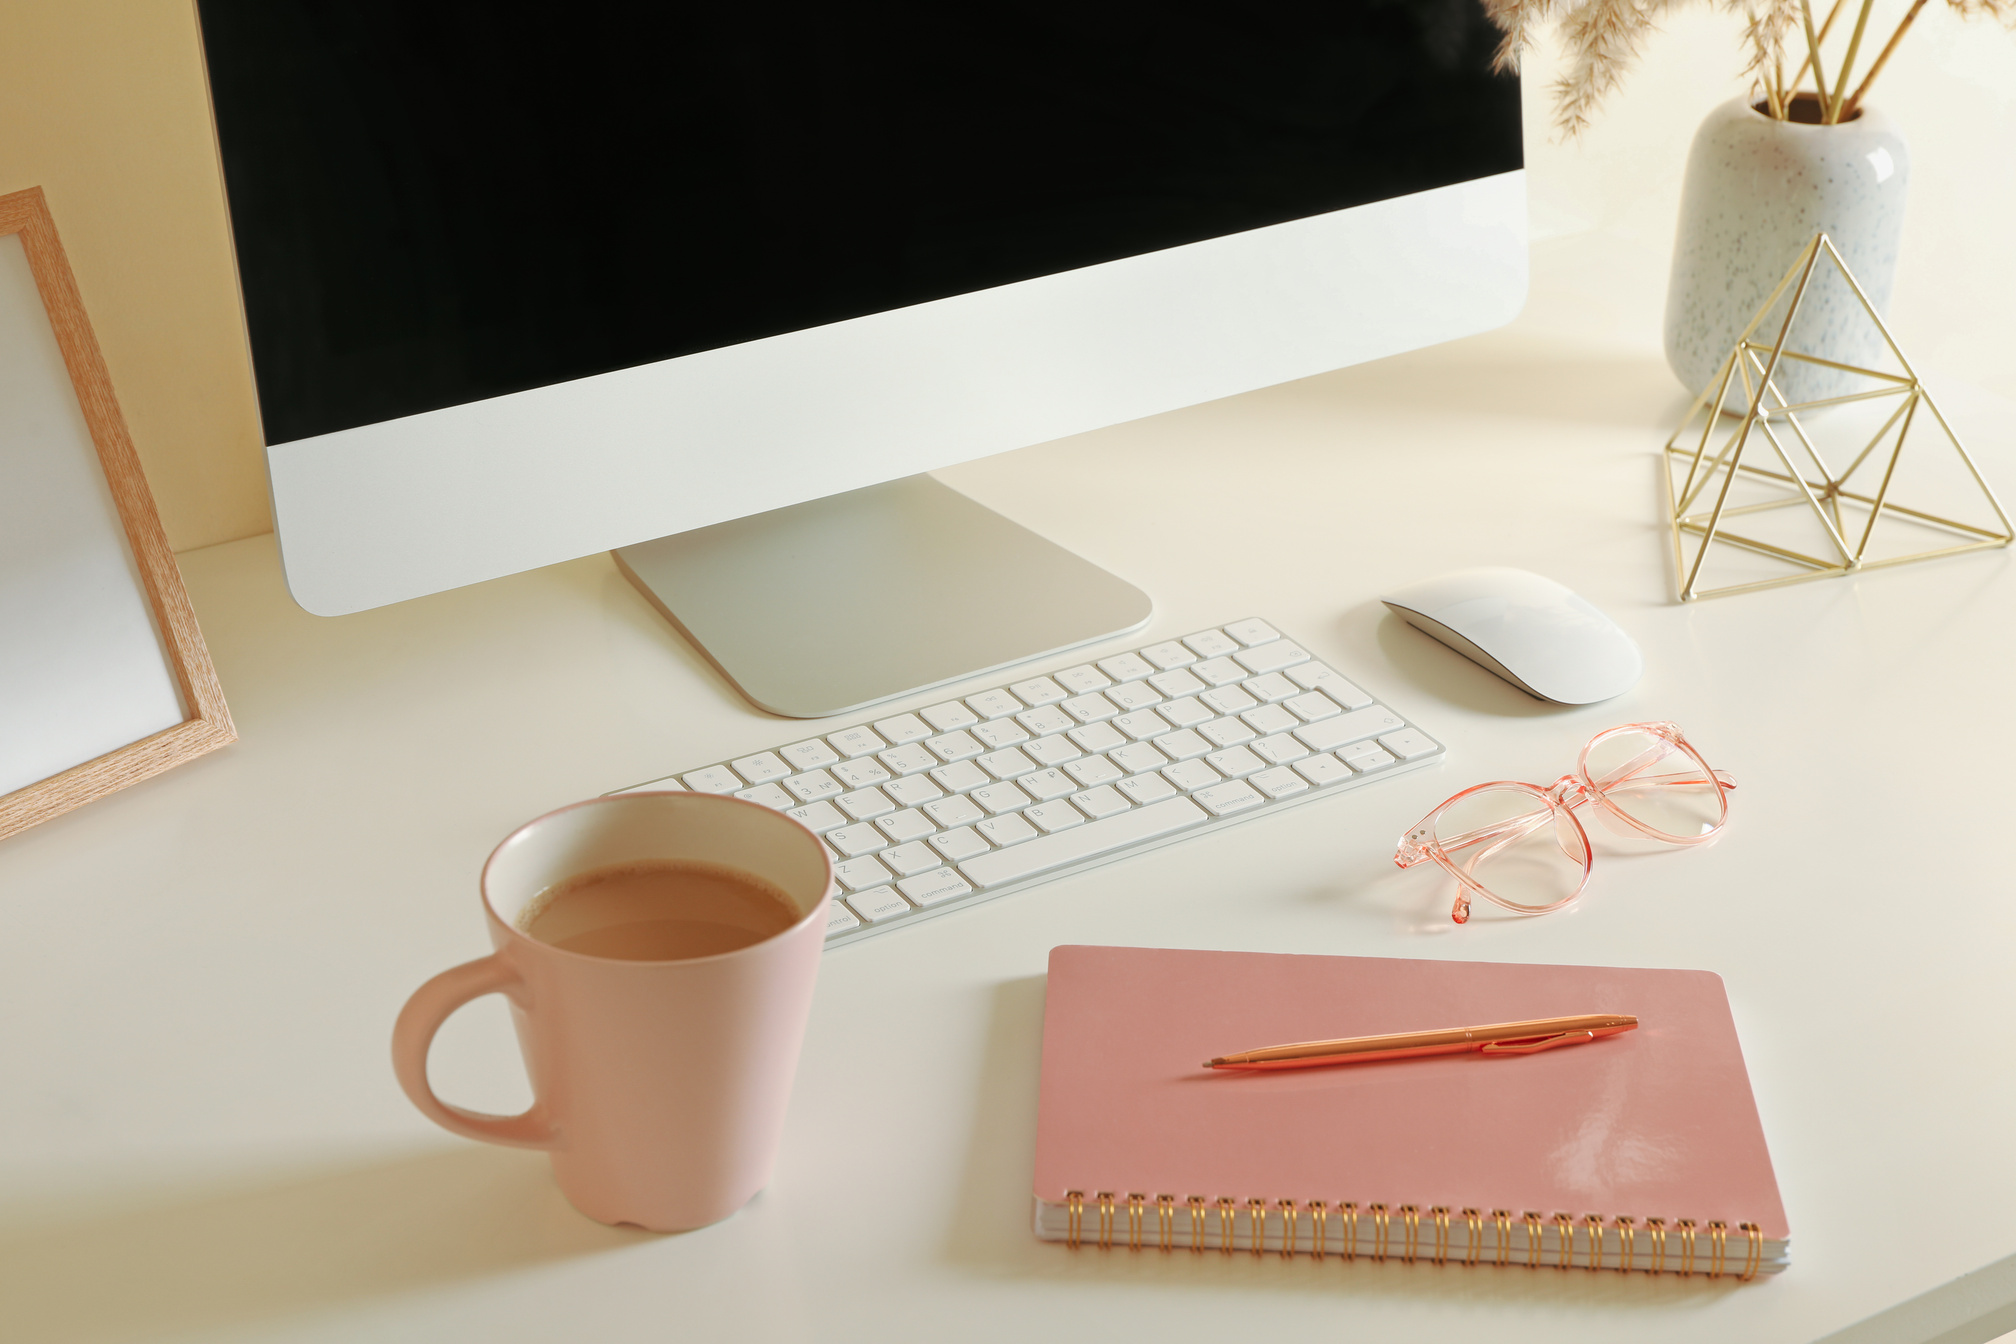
[
  {"xmin": 736, "ymin": 783, "xmax": 796, "ymax": 811},
  {"xmin": 1224, "ymin": 618, "xmax": 1282, "ymax": 647},
  {"xmin": 1025, "ymin": 800, "xmax": 1086, "ymax": 833},
  {"xmin": 1183, "ymin": 629, "xmax": 1239, "ymax": 658},
  {"xmin": 1287, "ymin": 663, "xmax": 1375, "ymax": 709},
  {"xmin": 1009, "ymin": 675, "xmax": 1067, "ymax": 706},
  {"xmin": 731, "ymin": 752, "xmax": 790, "ymax": 785},
  {"xmin": 1098, "ymin": 652, "xmax": 1154, "ymax": 682},
  {"xmin": 971, "ymin": 781, "xmax": 1034, "ymax": 814},
  {"xmin": 1241, "ymin": 703, "xmax": 1299, "ymax": 736},
  {"xmin": 1110, "ymin": 741, "xmax": 1170, "ymax": 774},
  {"xmin": 1148, "ymin": 667, "xmax": 1206, "ymax": 698},
  {"xmin": 1112, "ymin": 709, "xmax": 1172, "ymax": 741},
  {"xmin": 885, "ymin": 775, "xmax": 944, "ymax": 808},
  {"xmin": 784, "ymin": 769, "xmax": 843, "ymax": 802},
  {"xmin": 830, "ymin": 825, "xmax": 889, "ymax": 858},
  {"xmin": 1251, "ymin": 733, "xmax": 1311, "ymax": 766},
  {"xmin": 786, "ymin": 800, "xmax": 847, "ymax": 833},
  {"xmin": 781, "ymin": 739, "xmax": 841, "ymax": 771},
  {"xmin": 1163, "ymin": 759, "xmax": 1222, "ymax": 792},
  {"xmin": 1206, "ymin": 746, "xmax": 1265, "ymax": 778},
  {"xmin": 1341, "ymin": 743, "xmax": 1398, "ymax": 773},
  {"xmin": 929, "ymin": 760, "xmax": 989, "ymax": 793},
  {"xmin": 837, "ymin": 787, "xmax": 895, "ymax": 821},
  {"xmin": 872, "ymin": 713, "xmax": 932, "ymax": 745},
  {"xmin": 1065, "ymin": 754, "xmax": 1123, "ymax": 787},
  {"xmin": 1234, "ymin": 641, "xmax": 1310, "ymax": 675},
  {"xmin": 977, "ymin": 812, "xmax": 1039, "ymax": 848},
  {"xmin": 847, "ymin": 885, "xmax": 912, "ymax": 921},
  {"xmin": 1154, "ymin": 728, "xmax": 1211, "ymax": 760},
  {"xmin": 1054, "ymin": 664, "xmax": 1111, "ymax": 694},
  {"xmin": 832, "ymin": 758, "xmax": 893, "ymax": 789},
  {"xmin": 1284, "ymin": 690, "xmax": 1341, "ymax": 724},
  {"xmin": 922, "ymin": 700, "xmax": 980, "ymax": 731},
  {"xmin": 1242, "ymin": 672, "xmax": 1299, "ymax": 703},
  {"xmin": 828, "ymin": 726, "xmax": 886, "ymax": 758},
  {"xmin": 876, "ymin": 808, "xmax": 935, "ymax": 843},
  {"xmin": 1072, "ymin": 785, "xmax": 1131, "ymax": 819},
  {"xmin": 1105, "ymin": 680, "xmax": 1164, "ymax": 712},
  {"xmin": 899, "ymin": 868, "xmax": 974, "ymax": 907},
  {"xmin": 1067, "ymin": 721, "xmax": 1126, "ymax": 754},
  {"xmin": 881, "ymin": 841, "xmax": 942, "ymax": 876},
  {"xmin": 972, "ymin": 718, "xmax": 1031, "ymax": 749},
  {"xmin": 834, "ymin": 855, "xmax": 894, "ymax": 891},
  {"xmin": 930, "ymin": 826, "xmax": 991, "ymax": 862},
  {"xmin": 1378, "ymin": 730, "xmax": 1439, "ymax": 761},
  {"xmin": 1200, "ymin": 685, "xmax": 1258, "ymax": 716},
  {"xmin": 926, "ymin": 730, "xmax": 985, "ymax": 762},
  {"xmin": 1195, "ymin": 780, "xmax": 1265, "ymax": 815},
  {"xmin": 966, "ymin": 689, "xmax": 1024, "ymax": 719},
  {"xmin": 1140, "ymin": 640, "xmax": 1196, "ymax": 670},
  {"xmin": 1198, "ymin": 716, "xmax": 1256, "ymax": 748},
  {"xmin": 682, "ymin": 766, "xmax": 743, "ymax": 794},
  {"xmin": 923, "ymin": 793, "xmax": 985, "ymax": 828},
  {"xmin": 825, "ymin": 901, "xmax": 862, "ymax": 935},
  {"xmin": 978, "ymin": 747, "xmax": 1038, "ymax": 780},
  {"xmin": 1294, "ymin": 753, "xmax": 1354, "ymax": 787},
  {"xmin": 1157, "ymin": 696, "xmax": 1212, "ymax": 728},
  {"xmin": 1250, "ymin": 766, "xmax": 1309, "ymax": 799},
  {"xmin": 1193, "ymin": 657, "xmax": 1247, "ymax": 687},
  {"xmin": 1016, "ymin": 704, "xmax": 1074, "ymax": 736},
  {"xmin": 878, "ymin": 743, "xmax": 938, "ymax": 775},
  {"xmin": 1024, "ymin": 734, "xmax": 1083, "ymax": 767},
  {"xmin": 1295, "ymin": 707, "xmax": 1406, "ymax": 753},
  {"xmin": 961, "ymin": 796, "xmax": 1207, "ymax": 886},
  {"xmin": 1020, "ymin": 768, "xmax": 1078, "ymax": 801},
  {"xmin": 1118, "ymin": 771, "xmax": 1180, "ymax": 805},
  {"xmin": 1062, "ymin": 691, "xmax": 1119, "ymax": 724}
]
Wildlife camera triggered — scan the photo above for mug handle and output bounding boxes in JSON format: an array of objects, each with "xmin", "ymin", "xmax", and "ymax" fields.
[{"xmin": 392, "ymin": 954, "xmax": 558, "ymax": 1149}]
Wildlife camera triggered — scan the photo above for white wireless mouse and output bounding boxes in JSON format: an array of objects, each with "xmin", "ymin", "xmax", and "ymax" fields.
[{"xmin": 1379, "ymin": 567, "xmax": 1642, "ymax": 705}]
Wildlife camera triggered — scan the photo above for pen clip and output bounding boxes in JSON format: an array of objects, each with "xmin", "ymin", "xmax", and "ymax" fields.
[{"xmin": 1478, "ymin": 1030, "xmax": 1596, "ymax": 1055}]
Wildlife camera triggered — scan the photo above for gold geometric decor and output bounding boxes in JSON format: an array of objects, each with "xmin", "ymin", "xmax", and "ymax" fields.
[{"xmin": 1661, "ymin": 232, "xmax": 2012, "ymax": 601}]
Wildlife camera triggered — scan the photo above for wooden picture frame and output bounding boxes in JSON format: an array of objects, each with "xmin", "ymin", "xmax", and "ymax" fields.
[{"xmin": 0, "ymin": 186, "xmax": 235, "ymax": 840}]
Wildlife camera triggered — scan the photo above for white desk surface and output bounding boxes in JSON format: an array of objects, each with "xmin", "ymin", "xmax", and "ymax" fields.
[{"xmin": 6, "ymin": 232, "xmax": 2016, "ymax": 1344}]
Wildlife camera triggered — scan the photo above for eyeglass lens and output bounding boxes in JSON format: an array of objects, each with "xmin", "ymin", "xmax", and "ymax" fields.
[
  {"xmin": 1583, "ymin": 728, "xmax": 1726, "ymax": 841},
  {"xmin": 1430, "ymin": 785, "xmax": 1588, "ymax": 913}
]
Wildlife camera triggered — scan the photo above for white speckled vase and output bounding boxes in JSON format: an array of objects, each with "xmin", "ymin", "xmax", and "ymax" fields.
[{"xmin": 1664, "ymin": 96, "xmax": 1909, "ymax": 409}]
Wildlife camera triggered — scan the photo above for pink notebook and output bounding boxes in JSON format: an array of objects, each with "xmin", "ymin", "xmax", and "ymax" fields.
[{"xmin": 1034, "ymin": 946, "xmax": 1788, "ymax": 1277}]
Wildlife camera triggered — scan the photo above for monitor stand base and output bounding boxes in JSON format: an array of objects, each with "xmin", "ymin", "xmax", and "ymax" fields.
[{"xmin": 613, "ymin": 475, "xmax": 1153, "ymax": 720}]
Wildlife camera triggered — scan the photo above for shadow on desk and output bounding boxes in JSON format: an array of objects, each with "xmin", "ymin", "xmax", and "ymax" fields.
[
  {"xmin": 940, "ymin": 978, "xmax": 1745, "ymax": 1311},
  {"xmin": 0, "ymin": 1145, "xmax": 647, "ymax": 1344}
]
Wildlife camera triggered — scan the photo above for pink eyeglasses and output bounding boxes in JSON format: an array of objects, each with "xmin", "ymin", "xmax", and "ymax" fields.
[{"xmin": 1394, "ymin": 722, "xmax": 1734, "ymax": 924}]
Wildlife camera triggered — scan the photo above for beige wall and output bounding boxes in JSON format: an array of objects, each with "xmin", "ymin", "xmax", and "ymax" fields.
[
  {"xmin": 0, "ymin": 2, "xmax": 2010, "ymax": 559},
  {"xmin": 0, "ymin": 0, "xmax": 266, "ymax": 553}
]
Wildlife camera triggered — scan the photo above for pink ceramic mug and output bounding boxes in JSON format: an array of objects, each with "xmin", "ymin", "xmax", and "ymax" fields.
[{"xmin": 392, "ymin": 791, "xmax": 831, "ymax": 1231}]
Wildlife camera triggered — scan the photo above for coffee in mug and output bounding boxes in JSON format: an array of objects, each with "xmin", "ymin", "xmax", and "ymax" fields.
[{"xmin": 517, "ymin": 859, "xmax": 800, "ymax": 960}]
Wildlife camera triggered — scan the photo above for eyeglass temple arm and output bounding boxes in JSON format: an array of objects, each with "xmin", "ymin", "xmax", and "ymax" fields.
[{"xmin": 1409, "ymin": 769, "xmax": 1736, "ymax": 863}]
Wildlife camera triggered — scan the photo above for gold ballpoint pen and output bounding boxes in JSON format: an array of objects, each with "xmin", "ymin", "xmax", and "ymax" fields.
[{"xmin": 1203, "ymin": 1013, "xmax": 1638, "ymax": 1071}]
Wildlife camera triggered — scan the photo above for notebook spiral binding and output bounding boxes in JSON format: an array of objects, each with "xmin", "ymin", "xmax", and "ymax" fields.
[{"xmin": 1060, "ymin": 1191, "xmax": 1764, "ymax": 1281}]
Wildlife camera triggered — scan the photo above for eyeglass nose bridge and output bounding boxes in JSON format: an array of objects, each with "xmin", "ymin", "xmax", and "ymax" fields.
[{"xmin": 1546, "ymin": 774, "xmax": 1591, "ymax": 809}]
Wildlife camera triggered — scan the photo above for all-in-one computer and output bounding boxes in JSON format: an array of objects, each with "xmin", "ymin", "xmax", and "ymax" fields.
[{"xmin": 198, "ymin": 2, "xmax": 1524, "ymax": 720}]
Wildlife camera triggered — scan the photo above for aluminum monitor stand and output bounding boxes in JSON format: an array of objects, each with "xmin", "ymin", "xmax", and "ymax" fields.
[{"xmin": 613, "ymin": 475, "xmax": 1152, "ymax": 719}]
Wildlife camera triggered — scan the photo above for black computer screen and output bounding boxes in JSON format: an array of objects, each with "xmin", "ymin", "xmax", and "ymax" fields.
[{"xmin": 198, "ymin": 2, "xmax": 1521, "ymax": 446}]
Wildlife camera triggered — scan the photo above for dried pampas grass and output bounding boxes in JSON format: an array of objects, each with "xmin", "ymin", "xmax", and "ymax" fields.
[{"xmin": 1488, "ymin": 0, "xmax": 2016, "ymax": 137}]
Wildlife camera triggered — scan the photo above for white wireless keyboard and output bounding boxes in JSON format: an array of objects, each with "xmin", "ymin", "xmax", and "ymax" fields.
[{"xmin": 614, "ymin": 620, "xmax": 1444, "ymax": 947}]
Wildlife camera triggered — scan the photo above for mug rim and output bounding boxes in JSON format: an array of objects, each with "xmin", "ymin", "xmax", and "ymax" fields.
[{"xmin": 480, "ymin": 790, "xmax": 834, "ymax": 965}]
